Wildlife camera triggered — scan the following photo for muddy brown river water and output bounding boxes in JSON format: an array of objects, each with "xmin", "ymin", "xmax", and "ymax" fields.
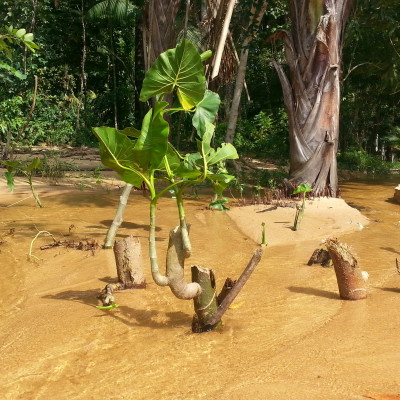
[{"xmin": 0, "ymin": 177, "xmax": 400, "ymax": 400}]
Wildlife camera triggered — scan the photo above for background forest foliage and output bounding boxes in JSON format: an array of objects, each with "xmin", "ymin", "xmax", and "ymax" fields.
[{"xmin": 0, "ymin": 0, "xmax": 399, "ymax": 173}]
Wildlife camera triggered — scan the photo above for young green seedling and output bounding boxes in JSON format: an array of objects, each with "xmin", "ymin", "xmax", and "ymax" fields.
[
  {"xmin": 292, "ymin": 183, "xmax": 313, "ymax": 231},
  {"xmin": 3, "ymin": 158, "xmax": 44, "ymax": 208},
  {"xmin": 261, "ymin": 222, "xmax": 267, "ymax": 246},
  {"xmin": 93, "ymin": 40, "xmax": 238, "ymax": 292}
]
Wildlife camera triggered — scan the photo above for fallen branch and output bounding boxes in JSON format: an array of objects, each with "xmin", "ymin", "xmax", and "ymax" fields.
[
  {"xmin": 40, "ymin": 238, "xmax": 100, "ymax": 252},
  {"xmin": 207, "ymin": 248, "xmax": 263, "ymax": 327}
]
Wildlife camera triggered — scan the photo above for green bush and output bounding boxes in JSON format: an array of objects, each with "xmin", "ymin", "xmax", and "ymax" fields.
[
  {"xmin": 337, "ymin": 149, "xmax": 391, "ymax": 174},
  {"xmin": 215, "ymin": 109, "xmax": 289, "ymax": 161}
]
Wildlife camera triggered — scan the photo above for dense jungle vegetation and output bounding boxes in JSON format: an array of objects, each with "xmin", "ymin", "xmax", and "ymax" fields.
[{"xmin": 1, "ymin": 0, "xmax": 399, "ymax": 178}]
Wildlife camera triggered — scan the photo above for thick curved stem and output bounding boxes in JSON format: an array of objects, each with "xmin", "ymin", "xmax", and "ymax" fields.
[
  {"xmin": 166, "ymin": 226, "xmax": 201, "ymax": 299},
  {"xmin": 149, "ymin": 201, "xmax": 169, "ymax": 286}
]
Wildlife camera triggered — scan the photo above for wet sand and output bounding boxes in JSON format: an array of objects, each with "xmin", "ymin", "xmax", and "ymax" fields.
[{"xmin": 1, "ymin": 175, "xmax": 400, "ymax": 400}]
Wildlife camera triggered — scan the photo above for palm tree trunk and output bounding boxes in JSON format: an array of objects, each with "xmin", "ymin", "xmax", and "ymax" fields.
[{"xmin": 272, "ymin": 0, "xmax": 355, "ymax": 196}]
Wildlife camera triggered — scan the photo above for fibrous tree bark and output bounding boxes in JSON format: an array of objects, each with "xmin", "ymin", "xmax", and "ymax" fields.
[
  {"xmin": 143, "ymin": 0, "xmax": 182, "ymax": 70},
  {"xmin": 325, "ymin": 238, "xmax": 368, "ymax": 300},
  {"xmin": 98, "ymin": 235, "xmax": 145, "ymax": 306},
  {"xmin": 272, "ymin": 0, "xmax": 355, "ymax": 196},
  {"xmin": 113, "ymin": 235, "xmax": 145, "ymax": 288}
]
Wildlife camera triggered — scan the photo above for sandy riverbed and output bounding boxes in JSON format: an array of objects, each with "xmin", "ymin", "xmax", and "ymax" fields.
[{"xmin": 1, "ymin": 174, "xmax": 399, "ymax": 400}]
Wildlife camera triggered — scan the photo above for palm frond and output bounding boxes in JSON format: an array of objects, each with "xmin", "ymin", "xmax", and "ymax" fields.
[{"xmin": 87, "ymin": 0, "xmax": 137, "ymax": 23}]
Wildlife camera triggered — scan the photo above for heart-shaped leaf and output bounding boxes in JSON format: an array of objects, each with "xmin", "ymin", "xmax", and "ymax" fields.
[
  {"xmin": 192, "ymin": 90, "xmax": 220, "ymax": 137},
  {"xmin": 206, "ymin": 143, "xmax": 239, "ymax": 165},
  {"xmin": 133, "ymin": 101, "xmax": 169, "ymax": 170},
  {"xmin": 139, "ymin": 40, "xmax": 206, "ymax": 110},
  {"xmin": 92, "ymin": 126, "xmax": 144, "ymax": 187}
]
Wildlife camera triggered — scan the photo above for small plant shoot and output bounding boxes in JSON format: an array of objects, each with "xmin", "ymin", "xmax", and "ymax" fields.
[
  {"xmin": 3, "ymin": 158, "xmax": 44, "ymax": 208},
  {"xmin": 292, "ymin": 183, "xmax": 313, "ymax": 231}
]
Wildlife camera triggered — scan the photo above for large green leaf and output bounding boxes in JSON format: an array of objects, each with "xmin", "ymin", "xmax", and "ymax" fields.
[
  {"xmin": 92, "ymin": 126, "xmax": 144, "ymax": 187},
  {"xmin": 158, "ymin": 144, "xmax": 182, "ymax": 175},
  {"xmin": 26, "ymin": 157, "xmax": 42, "ymax": 172},
  {"xmin": 139, "ymin": 40, "xmax": 206, "ymax": 110},
  {"xmin": 133, "ymin": 101, "xmax": 169, "ymax": 170},
  {"xmin": 192, "ymin": 90, "xmax": 220, "ymax": 137},
  {"xmin": 206, "ymin": 143, "xmax": 239, "ymax": 165},
  {"xmin": 207, "ymin": 173, "xmax": 236, "ymax": 195},
  {"xmin": 174, "ymin": 153, "xmax": 203, "ymax": 179}
]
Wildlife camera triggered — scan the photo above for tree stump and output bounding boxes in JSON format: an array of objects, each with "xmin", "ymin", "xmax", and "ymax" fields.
[
  {"xmin": 113, "ymin": 235, "xmax": 145, "ymax": 289},
  {"xmin": 191, "ymin": 265, "xmax": 219, "ymax": 333},
  {"xmin": 307, "ymin": 247, "xmax": 332, "ymax": 267},
  {"xmin": 325, "ymin": 238, "xmax": 368, "ymax": 300}
]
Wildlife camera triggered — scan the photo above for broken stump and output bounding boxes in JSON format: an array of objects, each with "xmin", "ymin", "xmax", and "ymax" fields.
[
  {"xmin": 325, "ymin": 238, "xmax": 368, "ymax": 300},
  {"xmin": 113, "ymin": 235, "xmax": 146, "ymax": 289}
]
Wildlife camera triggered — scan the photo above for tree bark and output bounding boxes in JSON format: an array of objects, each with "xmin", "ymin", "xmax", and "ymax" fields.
[
  {"xmin": 272, "ymin": 0, "xmax": 355, "ymax": 196},
  {"xmin": 325, "ymin": 238, "xmax": 368, "ymax": 300},
  {"xmin": 144, "ymin": 0, "xmax": 182, "ymax": 67},
  {"xmin": 113, "ymin": 236, "xmax": 146, "ymax": 288},
  {"xmin": 191, "ymin": 265, "xmax": 219, "ymax": 332},
  {"xmin": 225, "ymin": 48, "xmax": 249, "ymax": 143}
]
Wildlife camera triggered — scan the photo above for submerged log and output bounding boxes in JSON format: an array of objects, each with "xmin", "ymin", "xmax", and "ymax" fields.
[
  {"xmin": 113, "ymin": 236, "xmax": 146, "ymax": 289},
  {"xmin": 325, "ymin": 238, "xmax": 368, "ymax": 300}
]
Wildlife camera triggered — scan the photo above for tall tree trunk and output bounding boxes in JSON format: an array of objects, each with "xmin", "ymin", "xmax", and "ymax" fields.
[
  {"xmin": 225, "ymin": 48, "xmax": 249, "ymax": 143},
  {"xmin": 272, "ymin": 0, "xmax": 354, "ymax": 196},
  {"xmin": 144, "ymin": 0, "xmax": 182, "ymax": 67},
  {"xmin": 224, "ymin": 1, "xmax": 267, "ymax": 144}
]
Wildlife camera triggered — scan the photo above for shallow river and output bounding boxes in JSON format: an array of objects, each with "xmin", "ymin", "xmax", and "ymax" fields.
[{"xmin": 0, "ymin": 177, "xmax": 400, "ymax": 400}]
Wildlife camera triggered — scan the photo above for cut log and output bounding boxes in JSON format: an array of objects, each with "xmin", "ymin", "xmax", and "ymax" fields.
[
  {"xmin": 325, "ymin": 238, "xmax": 368, "ymax": 300},
  {"xmin": 113, "ymin": 236, "xmax": 146, "ymax": 289},
  {"xmin": 191, "ymin": 265, "xmax": 219, "ymax": 333}
]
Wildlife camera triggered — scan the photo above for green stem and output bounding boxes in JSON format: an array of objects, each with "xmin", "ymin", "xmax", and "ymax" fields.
[
  {"xmin": 28, "ymin": 175, "xmax": 43, "ymax": 208},
  {"xmin": 149, "ymin": 199, "xmax": 169, "ymax": 286},
  {"xmin": 175, "ymin": 188, "xmax": 192, "ymax": 256}
]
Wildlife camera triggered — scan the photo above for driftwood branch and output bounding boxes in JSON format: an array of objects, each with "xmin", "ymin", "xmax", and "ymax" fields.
[{"xmin": 207, "ymin": 248, "xmax": 263, "ymax": 326}]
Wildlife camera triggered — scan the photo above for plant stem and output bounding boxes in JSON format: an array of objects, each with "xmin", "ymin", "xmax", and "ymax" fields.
[
  {"xmin": 28, "ymin": 175, "xmax": 43, "ymax": 208},
  {"xmin": 149, "ymin": 199, "xmax": 169, "ymax": 286},
  {"xmin": 175, "ymin": 188, "xmax": 192, "ymax": 256}
]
